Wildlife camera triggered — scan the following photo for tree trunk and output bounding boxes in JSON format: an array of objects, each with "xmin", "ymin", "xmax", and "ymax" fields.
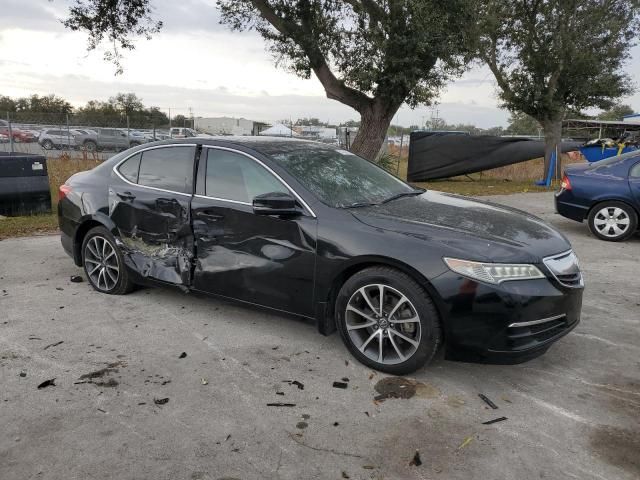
[
  {"xmin": 349, "ymin": 102, "xmax": 397, "ymax": 161},
  {"xmin": 541, "ymin": 119, "xmax": 563, "ymax": 181}
]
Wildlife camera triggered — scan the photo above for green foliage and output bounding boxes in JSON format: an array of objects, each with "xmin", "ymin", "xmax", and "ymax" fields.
[
  {"xmin": 376, "ymin": 152, "xmax": 398, "ymax": 172},
  {"xmin": 597, "ymin": 104, "xmax": 636, "ymax": 121},
  {"xmin": 506, "ymin": 112, "xmax": 541, "ymax": 136},
  {"xmin": 63, "ymin": 0, "xmax": 162, "ymax": 75},
  {"xmin": 217, "ymin": 1, "xmax": 474, "ymax": 110},
  {"xmin": 477, "ymin": 0, "xmax": 640, "ymax": 123}
]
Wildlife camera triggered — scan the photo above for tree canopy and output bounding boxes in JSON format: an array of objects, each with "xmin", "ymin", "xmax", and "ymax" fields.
[
  {"xmin": 476, "ymin": 0, "xmax": 640, "ymax": 171},
  {"xmin": 62, "ymin": 0, "xmax": 475, "ymax": 160}
]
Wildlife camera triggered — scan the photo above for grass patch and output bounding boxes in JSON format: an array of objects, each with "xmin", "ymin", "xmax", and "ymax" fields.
[
  {"xmin": 0, "ymin": 213, "xmax": 59, "ymax": 240},
  {"xmin": 414, "ymin": 178, "xmax": 557, "ymax": 196}
]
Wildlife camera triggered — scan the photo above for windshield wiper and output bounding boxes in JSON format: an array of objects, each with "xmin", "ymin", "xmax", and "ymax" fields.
[
  {"xmin": 380, "ymin": 188, "xmax": 425, "ymax": 204},
  {"xmin": 341, "ymin": 201, "xmax": 378, "ymax": 209}
]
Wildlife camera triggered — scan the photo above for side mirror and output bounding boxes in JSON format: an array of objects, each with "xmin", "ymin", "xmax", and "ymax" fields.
[{"xmin": 253, "ymin": 192, "xmax": 301, "ymax": 216}]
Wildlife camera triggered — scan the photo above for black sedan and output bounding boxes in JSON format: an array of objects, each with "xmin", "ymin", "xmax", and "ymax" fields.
[{"xmin": 58, "ymin": 138, "xmax": 583, "ymax": 374}]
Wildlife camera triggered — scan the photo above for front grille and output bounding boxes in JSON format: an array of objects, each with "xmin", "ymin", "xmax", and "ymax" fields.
[
  {"xmin": 507, "ymin": 314, "xmax": 568, "ymax": 350},
  {"xmin": 543, "ymin": 250, "xmax": 583, "ymax": 288}
]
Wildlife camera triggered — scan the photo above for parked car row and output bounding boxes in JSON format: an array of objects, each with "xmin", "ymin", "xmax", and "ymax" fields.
[{"xmin": 0, "ymin": 121, "xmax": 200, "ymax": 152}]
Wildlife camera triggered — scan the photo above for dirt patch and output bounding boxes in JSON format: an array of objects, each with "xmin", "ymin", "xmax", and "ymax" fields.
[
  {"xmin": 589, "ymin": 425, "xmax": 640, "ymax": 476},
  {"xmin": 374, "ymin": 377, "xmax": 440, "ymax": 401},
  {"xmin": 77, "ymin": 361, "xmax": 123, "ymax": 388}
]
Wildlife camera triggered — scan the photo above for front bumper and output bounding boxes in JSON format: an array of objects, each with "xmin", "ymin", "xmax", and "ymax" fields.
[{"xmin": 432, "ymin": 270, "xmax": 583, "ymax": 364}]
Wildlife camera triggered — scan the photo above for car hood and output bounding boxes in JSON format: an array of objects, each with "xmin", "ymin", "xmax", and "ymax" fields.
[{"xmin": 351, "ymin": 191, "xmax": 571, "ymax": 263}]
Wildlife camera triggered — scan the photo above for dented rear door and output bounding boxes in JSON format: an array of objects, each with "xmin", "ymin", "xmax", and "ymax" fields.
[{"xmin": 109, "ymin": 145, "xmax": 197, "ymax": 285}]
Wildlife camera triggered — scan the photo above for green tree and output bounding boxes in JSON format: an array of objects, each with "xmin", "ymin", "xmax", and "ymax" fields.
[
  {"xmin": 597, "ymin": 104, "xmax": 636, "ymax": 121},
  {"xmin": 506, "ymin": 112, "xmax": 541, "ymax": 137},
  {"xmin": 62, "ymin": 0, "xmax": 474, "ymax": 161},
  {"xmin": 0, "ymin": 95, "xmax": 17, "ymax": 113},
  {"xmin": 108, "ymin": 92, "xmax": 144, "ymax": 116},
  {"xmin": 477, "ymin": 0, "xmax": 640, "ymax": 175}
]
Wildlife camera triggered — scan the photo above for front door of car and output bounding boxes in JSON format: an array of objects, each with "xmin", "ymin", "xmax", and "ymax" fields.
[
  {"xmin": 629, "ymin": 160, "xmax": 640, "ymax": 206},
  {"xmin": 109, "ymin": 144, "xmax": 197, "ymax": 285},
  {"xmin": 191, "ymin": 146, "xmax": 317, "ymax": 317}
]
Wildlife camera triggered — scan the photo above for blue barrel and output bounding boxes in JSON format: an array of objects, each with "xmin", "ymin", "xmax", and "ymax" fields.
[{"xmin": 579, "ymin": 145, "xmax": 638, "ymax": 162}]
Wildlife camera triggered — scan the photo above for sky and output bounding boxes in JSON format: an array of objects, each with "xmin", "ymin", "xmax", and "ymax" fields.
[{"xmin": 1, "ymin": 0, "xmax": 639, "ymax": 128}]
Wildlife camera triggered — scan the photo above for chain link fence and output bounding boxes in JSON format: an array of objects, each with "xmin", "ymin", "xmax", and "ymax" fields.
[{"xmin": 0, "ymin": 110, "xmax": 199, "ymax": 159}]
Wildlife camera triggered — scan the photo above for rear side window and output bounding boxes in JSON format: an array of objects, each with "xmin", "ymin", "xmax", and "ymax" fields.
[
  {"xmin": 630, "ymin": 162, "xmax": 640, "ymax": 178},
  {"xmin": 118, "ymin": 153, "xmax": 141, "ymax": 183},
  {"xmin": 205, "ymin": 149, "xmax": 288, "ymax": 203},
  {"xmin": 138, "ymin": 146, "xmax": 195, "ymax": 194}
]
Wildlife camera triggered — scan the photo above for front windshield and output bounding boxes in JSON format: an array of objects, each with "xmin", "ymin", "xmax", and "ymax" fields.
[{"xmin": 267, "ymin": 144, "xmax": 416, "ymax": 208}]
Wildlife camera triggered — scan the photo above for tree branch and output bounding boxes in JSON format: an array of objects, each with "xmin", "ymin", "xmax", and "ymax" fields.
[{"xmin": 250, "ymin": 0, "xmax": 373, "ymax": 112}]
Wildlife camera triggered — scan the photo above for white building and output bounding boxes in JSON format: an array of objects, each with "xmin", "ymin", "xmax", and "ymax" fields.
[{"xmin": 194, "ymin": 117, "xmax": 264, "ymax": 136}]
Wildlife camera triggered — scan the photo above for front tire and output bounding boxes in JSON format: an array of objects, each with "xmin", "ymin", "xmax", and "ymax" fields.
[
  {"xmin": 588, "ymin": 201, "xmax": 637, "ymax": 241},
  {"xmin": 41, "ymin": 139, "xmax": 54, "ymax": 150},
  {"xmin": 81, "ymin": 226, "xmax": 134, "ymax": 295},
  {"xmin": 336, "ymin": 266, "xmax": 442, "ymax": 375}
]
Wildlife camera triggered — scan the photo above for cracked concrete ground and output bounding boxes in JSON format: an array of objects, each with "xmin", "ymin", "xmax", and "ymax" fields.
[{"xmin": 1, "ymin": 191, "xmax": 639, "ymax": 480}]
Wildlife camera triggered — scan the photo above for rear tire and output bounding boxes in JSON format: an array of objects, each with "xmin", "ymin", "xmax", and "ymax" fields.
[
  {"xmin": 588, "ymin": 201, "xmax": 637, "ymax": 241},
  {"xmin": 84, "ymin": 140, "xmax": 97, "ymax": 152},
  {"xmin": 336, "ymin": 266, "xmax": 442, "ymax": 375},
  {"xmin": 81, "ymin": 226, "xmax": 135, "ymax": 295}
]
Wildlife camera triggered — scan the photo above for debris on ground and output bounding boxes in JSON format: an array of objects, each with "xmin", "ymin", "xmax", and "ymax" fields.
[
  {"xmin": 266, "ymin": 402, "xmax": 296, "ymax": 407},
  {"xmin": 43, "ymin": 340, "xmax": 63, "ymax": 350},
  {"xmin": 179, "ymin": 352, "xmax": 187, "ymax": 359},
  {"xmin": 55, "ymin": 287, "xmax": 64, "ymax": 291},
  {"xmin": 362, "ymin": 465, "xmax": 375, "ymax": 470},
  {"xmin": 482, "ymin": 416, "xmax": 508, "ymax": 425},
  {"xmin": 302, "ymin": 414, "xmax": 310, "ymax": 419},
  {"xmin": 77, "ymin": 362, "xmax": 122, "ymax": 386},
  {"xmin": 333, "ymin": 422, "xmax": 339, "ymax": 426},
  {"xmin": 373, "ymin": 377, "xmax": 439, "ymax": 401},
  {"xmin": 458, "ymin": 435, "xmax": 475, "ymax": 450},
  {"xmin": 409, "ymin": 450, "xmax": 422, "ymax": 466},
  {"xmin": 19, "ymin": 372, "xmax": 26, "ymax": 377},
  {"xmin": 37, "ymin": 378, "xmax": 56, "ymax": 389},
  {"xmin": 478, "ymin": 393, "xmax": 499, "ymax": 410},
  {"xmin": 97, "ymin": 408, "xmax": 106, "ymax": 413},
  {"xmin": 341, "ymin": 472, "xmax": 350, "ymax": 479},
  {"xmin": 283, "ymin": 380, "xmax": 304, "ymax": 390},
  {"xmin": 344, "ymin": 360, "xmax": 349, "ymax": 366},
  {"xmin": 70, "ymin": 275, "xmax": 83, "ymax": 283},
  {"xmin": 275, "ymin": 391, "xmax": 285, "ymax": 396},
  {"xmin": 201, "ymin": 378, "xmax": 208, "ymax": 385},
  {"xmin": 341, "ymin": 377, "xmax": 349, "ymax": 382},
  {"xmin": 154, "ymin": 397, "xmax": 170, "ymax": 405},
  {"xmin": 296, "ymin": 421, "xmax": 308, "ymax": 429},
  {"xmin": 333, "ymin": 381, "xmax": 348, "ymax": 389}
]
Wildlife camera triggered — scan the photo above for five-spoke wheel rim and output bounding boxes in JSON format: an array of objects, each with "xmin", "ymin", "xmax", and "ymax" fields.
[
  {"xmin": 345, "ymin": 284, "xmax": 421, "ymax": 365},
  {"xmin": 84, "ymin": 236, "xmax": 119, "ymax": 291},
  {"xmin": 593, "ymin": 206, "xmax": 630, "ymax": 238}
]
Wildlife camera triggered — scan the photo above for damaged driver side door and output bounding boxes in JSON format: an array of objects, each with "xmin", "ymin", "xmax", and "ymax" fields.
[{"xmin": 109, "ymin": 144, "xmax": 197, "ymax": 285}]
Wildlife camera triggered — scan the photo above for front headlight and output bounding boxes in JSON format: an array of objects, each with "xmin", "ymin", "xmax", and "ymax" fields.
[{"xmin": 443, "ymin": 257, "xmax": 545, "ymax": 284}]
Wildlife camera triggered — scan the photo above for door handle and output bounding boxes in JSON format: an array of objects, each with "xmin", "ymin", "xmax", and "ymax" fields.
[
  {"xmin": 196, "ymin": 210, "xmax": 224, "ymax": 220},
  {"xmin": 116, "ymin": 191, "xmax": 136, "ymax": 200}
]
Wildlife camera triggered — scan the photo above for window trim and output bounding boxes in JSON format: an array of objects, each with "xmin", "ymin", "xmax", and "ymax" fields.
[
  {"xmin": 112, "ymin": 143, "xmax": 197, "ymax": 197},
  {"xmin": 630, "ymin": 160, "xmax": 640, "ymax": 178},
  {"xmin": 199, "ymin": 145, "xmax": 317, "ymax": 218}
]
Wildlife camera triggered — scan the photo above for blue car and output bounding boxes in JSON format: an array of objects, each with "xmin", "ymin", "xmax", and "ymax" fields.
[{"xmin": 555, "ymin": 150, "xmax": 640, "ymax": 241}]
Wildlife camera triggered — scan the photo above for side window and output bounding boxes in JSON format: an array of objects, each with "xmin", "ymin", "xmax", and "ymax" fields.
[
  {"xmin": 138, "ymin": 146, "xmax": 195, "ymax": 193},
  {"xmin": 118, "ymin": 153, "xmax": 141, "ymax": 183},
  {"xmin": 630, "ymin": 162, "xmax": 640, "ymax": 178},
  {"xmin": 205, "ymin": 149, "xmax": 288, "ymax": 203}
]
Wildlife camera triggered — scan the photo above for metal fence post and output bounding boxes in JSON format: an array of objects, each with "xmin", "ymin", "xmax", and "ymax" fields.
[
  {"xmin": 7, "ymin": 112, "xmax": 14, "ymax": 153},
  {"xmin": 66, "ymin": 113, "xmax": 71, "ymax": 153}
]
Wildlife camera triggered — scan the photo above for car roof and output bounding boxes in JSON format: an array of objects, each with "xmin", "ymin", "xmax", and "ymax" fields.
[{"xmin": 151, "ymin": 135, "xmax": 337, "ymax": 153}]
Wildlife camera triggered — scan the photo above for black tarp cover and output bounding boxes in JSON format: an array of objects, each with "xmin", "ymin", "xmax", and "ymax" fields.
[
  {"xmin": 407, "ymin": 131, "xmax": 581, "ymax": 181},
  {"xmin": 0, "ymin": 152, "xmax": 52, "ymax": 216}
]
